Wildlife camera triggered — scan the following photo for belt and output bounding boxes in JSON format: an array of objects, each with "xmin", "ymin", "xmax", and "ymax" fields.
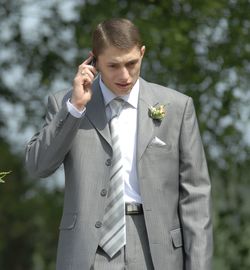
[{"xmin": 125, "ymin": 203, "xmax": 143, "ymax": 215}]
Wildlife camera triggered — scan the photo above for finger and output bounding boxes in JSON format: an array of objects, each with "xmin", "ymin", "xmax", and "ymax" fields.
[
  {"xmin": 80, "ymin": 68, "xmax": 95, "ymax": 80},
  {"xmin": 80, "ymin": 72, "xmax": 95, "ymax": 87},
  {"xmin": 79, "ymin": 65, "xmax": 98, "ymax": 78},
  {"xmin": 83, "ymin": 54, "xmax": 94, "ymax": 65},
  {"xmin": 77, "ymin": 60, "xmax": 92, "ymax": 75}
]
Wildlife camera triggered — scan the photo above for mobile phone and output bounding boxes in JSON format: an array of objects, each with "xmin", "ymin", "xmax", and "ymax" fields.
[{"xmin": 90, "ymin": 56, "xmax": 96, "ymax": 67}]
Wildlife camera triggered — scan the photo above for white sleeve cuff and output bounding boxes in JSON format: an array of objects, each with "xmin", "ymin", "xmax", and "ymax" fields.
[{"xmin": 66, "ymin": 99, "xmax": 86, "ymax": 118}]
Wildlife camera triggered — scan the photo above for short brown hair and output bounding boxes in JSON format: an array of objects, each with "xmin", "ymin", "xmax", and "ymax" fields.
[{"xmin": 92, "ymin": 18, "xmax": 142, "ymax": 57}]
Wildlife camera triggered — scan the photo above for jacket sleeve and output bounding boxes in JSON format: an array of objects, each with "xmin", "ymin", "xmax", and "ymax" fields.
[
  {"xmin": 25, "ymin": 93, "xmax": 83, "ymax": 178},
  {"xmin": 178, "ymin": 97, "xmax": 213, "ymax": 270}
]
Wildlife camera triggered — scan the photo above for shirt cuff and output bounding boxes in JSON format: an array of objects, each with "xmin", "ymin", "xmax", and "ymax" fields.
[{"xmin": 66, "ymin": 99, "xmax": 86, "ymax": 118}]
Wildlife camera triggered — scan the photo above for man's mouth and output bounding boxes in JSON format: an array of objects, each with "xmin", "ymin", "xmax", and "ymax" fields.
[{"xmin": 116, "ymin": 82, "xmax": 131, "ymax": 88}]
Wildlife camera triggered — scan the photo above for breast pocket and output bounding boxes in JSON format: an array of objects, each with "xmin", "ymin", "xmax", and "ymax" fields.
[
  {"xmin": 141, "ymin": 144, "xmax": 178, "ymax": 180},
  {"xmin": 146, "ymin": 143, "xmax": 173, "ymax": 156},
  {"xmin": 145, "ymin": 143, "xmax": 177, "ymax": 166}
]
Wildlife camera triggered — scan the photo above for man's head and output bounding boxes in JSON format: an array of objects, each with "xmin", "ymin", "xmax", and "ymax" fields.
[
  {"xmin": 92, "ymin": 18, "xmax": 143, "ymax": 56},
  {"xmin": 92, "ymin": 18, "xmax": 145, "ymax": 96}
]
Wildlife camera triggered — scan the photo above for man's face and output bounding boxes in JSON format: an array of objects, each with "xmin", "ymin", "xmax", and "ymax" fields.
[{"xmin": 96, "ymin": 45, "xmax": 145, "ymax": 96}]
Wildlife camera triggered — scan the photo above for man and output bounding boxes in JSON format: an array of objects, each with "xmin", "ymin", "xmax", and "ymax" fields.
[{"xmin": 25, "ymin": 18, "xmax": 213, "ymax": 269}]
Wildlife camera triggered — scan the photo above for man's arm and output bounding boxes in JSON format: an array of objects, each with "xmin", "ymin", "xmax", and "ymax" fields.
[
  {"xmin": 25, "ymin": 54, "xmax": 97, "ymax": 179},
  {"xmin": 25, "ymin": 94, "xmax": 83, "ymax": 178},
  {"xmin": 179, "ymin": 97, "xmax": 213, "ymax": 270}
]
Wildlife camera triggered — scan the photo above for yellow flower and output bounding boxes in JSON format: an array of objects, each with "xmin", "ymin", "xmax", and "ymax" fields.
[{"xmin": 148, "ymin": 104, "xmax": 166, "ymax": 121}]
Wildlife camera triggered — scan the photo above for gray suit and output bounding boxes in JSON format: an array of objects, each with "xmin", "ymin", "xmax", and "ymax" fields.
[{"xmin": 25, "ymin": 77, "xmax": 213, "ymax": 270}]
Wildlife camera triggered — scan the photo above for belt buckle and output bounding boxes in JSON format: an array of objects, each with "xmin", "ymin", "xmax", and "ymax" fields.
[{"xmin": 125, "ymin": 203, "xmax": 142, "ymax": 215}]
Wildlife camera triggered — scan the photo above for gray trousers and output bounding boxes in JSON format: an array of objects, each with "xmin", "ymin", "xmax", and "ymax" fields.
[{"xmin": 91, "ymin": 214, "xmax": 154, "ymax": 270}]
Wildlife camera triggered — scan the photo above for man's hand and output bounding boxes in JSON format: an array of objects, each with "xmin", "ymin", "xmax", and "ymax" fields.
[{"xmin": 71, "ymin": 54, "xmax": 97, "ymax": 110}]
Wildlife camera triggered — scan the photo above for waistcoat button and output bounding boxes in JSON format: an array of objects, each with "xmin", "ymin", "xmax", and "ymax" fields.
[
  {"xmin": 95, "ymin": 221, "xmax": 102, "ymax": 228},
  {"xmin": 105, "ymin": 159, "xmax": 111, "ymax": 166},
  {"xmin": 100, "ymin": 189, "xmax": 107, "ymax": 196}
]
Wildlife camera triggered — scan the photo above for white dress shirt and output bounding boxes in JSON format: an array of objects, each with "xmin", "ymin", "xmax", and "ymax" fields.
[{"xmin": 67, "ymin": 77, "xmax": 142, "ymax": 203}]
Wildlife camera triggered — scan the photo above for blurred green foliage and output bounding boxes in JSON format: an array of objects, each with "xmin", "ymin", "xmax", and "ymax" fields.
[
  {"xmin": 0, "ymin": 171, "xmax": 11, "ymax": 183},
  {"xmin": 0, "ymin": 0, "xmax": 250, "ymax": 269}
]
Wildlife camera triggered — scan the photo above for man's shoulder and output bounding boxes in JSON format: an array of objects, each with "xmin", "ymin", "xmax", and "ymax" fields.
[
  {"xmin": 48, "ymin": 89, "xmax": 73, "ymax": 106},
  {"xmin": 140, "ymin": 78, "xmax": 190, "ymax": 105}
]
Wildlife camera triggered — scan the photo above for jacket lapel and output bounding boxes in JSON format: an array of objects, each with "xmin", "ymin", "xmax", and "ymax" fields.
[
  {"xmin": 86, "ymin": 77, "xmax": 158, "ymax": 154},
  {"xmin": 85, "ymin": 78, "xmax": 112, "ymax": 147},
  {"xmin": 137, "ymin": 78, "xmax": 156, "ymax": 162}
]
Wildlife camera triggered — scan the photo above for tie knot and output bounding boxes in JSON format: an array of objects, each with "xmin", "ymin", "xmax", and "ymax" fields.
[{"xmin": 109, "ymin": 98, "xmax": 125, "ymax": 118}]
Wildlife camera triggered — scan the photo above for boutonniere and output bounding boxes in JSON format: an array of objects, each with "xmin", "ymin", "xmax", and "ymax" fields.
[{"xmin": 148, "ymin": 103, "xmax": 166, "ymax": 121}]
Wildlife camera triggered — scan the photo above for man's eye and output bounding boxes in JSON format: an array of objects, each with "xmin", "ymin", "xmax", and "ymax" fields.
[
  {"xmin": 108, "ymin": 64, "xmax": 117, "ymax": 68},
  {"xmin": 127, "ymin": 61, "xmax": 137, "ymax": 67}
]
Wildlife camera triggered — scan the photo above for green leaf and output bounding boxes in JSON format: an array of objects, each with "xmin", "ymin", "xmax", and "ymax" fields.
[{"xmin": 0, "ymin": 171, "xmax": 11, "ymax": 183}]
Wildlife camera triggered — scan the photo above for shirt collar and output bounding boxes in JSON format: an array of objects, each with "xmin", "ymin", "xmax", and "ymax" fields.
[{"xmin": 99, "ymin": 75, "xmax": 139, "ymax": 109}]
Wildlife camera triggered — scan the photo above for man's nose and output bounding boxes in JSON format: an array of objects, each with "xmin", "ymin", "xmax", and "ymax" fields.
[{"xmin": 120, "ymin": 67, "xmax": 130, "ymax": 80}]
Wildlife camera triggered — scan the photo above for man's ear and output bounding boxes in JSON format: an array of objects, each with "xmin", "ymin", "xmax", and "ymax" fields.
[{"xmin": 140, "ymin": 45, "xmax": 146, "ymax": 57}]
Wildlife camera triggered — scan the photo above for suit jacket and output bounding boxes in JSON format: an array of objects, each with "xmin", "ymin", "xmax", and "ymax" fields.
[{"xmin": 25, "ymin": 77, "xmax": 213, "ymax": 270}]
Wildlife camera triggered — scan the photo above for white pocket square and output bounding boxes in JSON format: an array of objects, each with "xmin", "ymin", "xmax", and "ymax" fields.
[{"xmin": 151, "ymin": 136, "xmax": 166, "ymax": 146}]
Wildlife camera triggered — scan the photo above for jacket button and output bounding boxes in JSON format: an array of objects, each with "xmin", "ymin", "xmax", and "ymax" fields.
[
  {"xmin": 100, "ymin": 189, "xmax": 107, "ymax": 196},
  {"xmin": 95, "ymin": 221, "xmax": 102, "ymax": 228},
  {"xmin": 105, "ymin": 159, "xmax": 111, "ymax": 166}
]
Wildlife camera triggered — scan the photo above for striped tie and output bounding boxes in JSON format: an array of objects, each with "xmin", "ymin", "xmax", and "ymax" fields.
[{"xmin": 99, "ymin": 98, "xmax": 126, "ymax": 258}]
